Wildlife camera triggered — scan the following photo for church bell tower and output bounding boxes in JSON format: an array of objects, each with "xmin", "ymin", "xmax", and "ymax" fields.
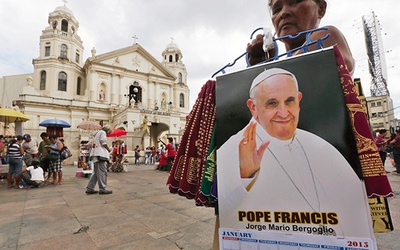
[
  {"xmin": 161, "ymin": 39, "xmax": 190, "ymax": 111},
  {"xmin": 32, "ymin": 1, "xmax": 85, "ymax": 99}
]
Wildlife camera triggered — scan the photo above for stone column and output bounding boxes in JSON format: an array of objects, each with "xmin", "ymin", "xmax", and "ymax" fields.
[{"xmin": 143, "ymin": 135, "xmax": 150, "ymax": 149}]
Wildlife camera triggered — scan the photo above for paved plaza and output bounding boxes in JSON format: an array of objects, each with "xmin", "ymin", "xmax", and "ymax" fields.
[{"xmin": 0, "ymin": 160, "xmax": 400, "ymax": 249}]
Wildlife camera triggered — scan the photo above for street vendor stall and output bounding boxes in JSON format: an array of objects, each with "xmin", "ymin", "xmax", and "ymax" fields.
[
  {"xmin": 78, "ymin": 138, "xmax": 90, "ymax": 169},
  {"xmin": 107, "ymin": 128, "xmax": 128, "ymax": 172}
]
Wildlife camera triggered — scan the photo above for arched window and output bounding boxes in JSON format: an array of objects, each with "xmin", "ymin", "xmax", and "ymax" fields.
[
  {"xmin": 58, "ymin": 72, "xmax": 67, "ymax": 91},
  {"xmin": 178, "ymin": 72, "xmax": 183, "ymax": 83},
  {"xmin": 175, "ymin": 54, "xmax": 179, "ymax": 62},
  {"xmin": 76, "ymin": 77, "xmax": 82, "ymax": 95},
  {"xmin": 60, "ymin": 44, "xmax": 67, "ymax": 59},
  {"xmin": 169, "ymin": 55, "xmax": 173, "ymax": 62},
  {"xmin": 40, "ymin": 71, "xmax": 46, "ymax": 90},
  {"xmin": 61, "ymin": 19, "xmax": 68, "ymax": 32},
  {"xmin": 179, "ymin": 93, "xmax": 185, "ymax": 108}
]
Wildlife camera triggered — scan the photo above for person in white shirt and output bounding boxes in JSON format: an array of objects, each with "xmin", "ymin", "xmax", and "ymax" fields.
[
  {"xmin": 22, "ymin": 134, "xmax": 39, "ymax": 166},
  {"xmin": 19, "ymin": 158, "xmax": 44, "ymax": 188},
  {"xmin": 85, "ymin": 125, "xmax": 113, "ymax": 195}
]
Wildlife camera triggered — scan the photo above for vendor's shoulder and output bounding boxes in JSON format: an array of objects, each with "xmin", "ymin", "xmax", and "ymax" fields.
[{"xmin": 310, "ymin": 25, "xmax": 345, "ymax": 40}]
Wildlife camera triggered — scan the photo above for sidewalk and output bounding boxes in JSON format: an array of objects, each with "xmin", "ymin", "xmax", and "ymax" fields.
[
  {"xmin": 0, "ymin": 161, "xmax": 399, "ymax": 249},
  {"xmin": 377, "ymin": 159, "xmax": 400, "ymax": 250},
  {"xmin": 0, "ymin": 164, "xmax": 216, "ymax": 250}
]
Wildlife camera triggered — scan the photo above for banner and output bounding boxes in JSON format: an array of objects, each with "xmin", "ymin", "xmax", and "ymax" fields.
[{"xmin": 216, "ymin": 48, "xmax": 378, "ymax": 249}]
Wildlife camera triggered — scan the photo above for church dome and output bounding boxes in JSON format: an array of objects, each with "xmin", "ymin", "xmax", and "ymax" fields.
[
  {"xmin": 162, "ymin": 38, "xmax": 185, "ymax": 65},
  {"xmin": 52, "ymin": 5, "xmax": 75, "ymax": 18},
  {"xmin": 166, "ymin": 41, "xmax": 179, "ymax": 50},
  {"xmin": 164, "ymin": 39, "xmax": 181, "ymax": 54}
]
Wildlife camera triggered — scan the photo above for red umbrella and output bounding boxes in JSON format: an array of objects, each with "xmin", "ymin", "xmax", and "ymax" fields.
[{"xmin": 107, "ymin": 128, "xmax": 127, "ymax": 137}]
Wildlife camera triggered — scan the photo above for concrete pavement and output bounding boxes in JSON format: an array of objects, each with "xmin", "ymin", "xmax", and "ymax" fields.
[
  {"xmin": 0, "ymin": 164, "xmax": 216, "ymax": 250},
  {"xmin": 0, "ymin": 160, "xmax": 399, "ymax": 249}
]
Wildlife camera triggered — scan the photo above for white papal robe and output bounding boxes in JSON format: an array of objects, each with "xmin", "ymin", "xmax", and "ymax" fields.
[{"xmin": 217, "ymin": 119, "xmax": 374, "ymax": 239}]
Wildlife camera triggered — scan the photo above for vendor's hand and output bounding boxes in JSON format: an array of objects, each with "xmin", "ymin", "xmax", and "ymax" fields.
[
  {"xmin": 246, "ymin": 34, "xmax": 276, "ymax": 66},
  {"xmin": 239, "ymin": 122, "xmax": 270, "ymax": 178}
]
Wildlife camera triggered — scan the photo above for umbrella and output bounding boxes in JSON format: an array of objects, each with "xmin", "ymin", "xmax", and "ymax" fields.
[
  {"xmin": 0, "ymin": 108, "xmax": 30, "ymax": 123},
  {"xmin": 0, "ymin": 108, "xmax": 30, "ymax": 135},
  {"xmin": 107, "ymin": 128, "xmax": 127, "ymax": 138},
  {"xmin": 77, "ymin": 121, "xmax": 102, "ymax": 130},
  {"xmin": 39, "ymin": 119, "xmax": 71, "ymax": 128}
]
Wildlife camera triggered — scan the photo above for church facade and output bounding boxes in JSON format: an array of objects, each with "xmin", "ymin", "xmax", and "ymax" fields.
[{"xmin": 0, "ymin": 4, "xmax": 190, "ymax": 161}]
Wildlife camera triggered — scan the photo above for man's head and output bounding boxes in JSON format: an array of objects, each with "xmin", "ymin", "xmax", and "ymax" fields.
[
  {"xmin": 23, "ymin": 134, "xmax": 31, "ymax": 142},
  {"xmin": 247, "ymin": 68, "xmax": 302, "ymax": 140},
  {"xmin": 102, "ymin": 125, "xmax": 112, "ymax": 134},
  {"xmin": 379, "ymin": 129, "xmax": 387, "ymax": 136},
  {"xmin": 40, "ymin": 132, "xmax": 49, "ymax": 140}
]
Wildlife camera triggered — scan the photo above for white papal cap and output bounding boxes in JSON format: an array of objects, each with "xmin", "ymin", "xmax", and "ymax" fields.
[{"xmin": 249, "ymin": 68, "xmax": 298, "ymax": 96}]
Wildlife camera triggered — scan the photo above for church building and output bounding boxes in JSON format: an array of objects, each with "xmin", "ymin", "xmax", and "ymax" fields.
[{"xmin": 0, "ymin": 3, "xmax": 190, "ymax": 161}]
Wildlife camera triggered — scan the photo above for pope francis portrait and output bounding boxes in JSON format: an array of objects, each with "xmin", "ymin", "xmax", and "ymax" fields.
[{"xmin": 217, "ymin": 68, "xmax": 374, "ymax": 239}]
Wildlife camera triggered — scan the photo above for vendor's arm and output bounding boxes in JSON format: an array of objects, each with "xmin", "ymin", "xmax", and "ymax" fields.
[
  {"xmin": 308, "ymin": 25, "xmax": 354, "ymax": 73},
  {"xmin": 246, "ymin": 34, "xmax": 276, "ymax": 66},
  {"xmin": 246, "ymin": 26, "xmax": 354, "ymax": 73}
]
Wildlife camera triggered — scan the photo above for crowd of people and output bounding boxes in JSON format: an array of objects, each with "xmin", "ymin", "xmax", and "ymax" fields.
[
  {"xmin": 0, "ymin": 130, "xmax": 178, "ymax": 192},
  {"xmin": 0, "ymin": 132, "xmax": 65, "ymax": 189},
  {"xmin": 131, "ymin": 137, "xmax": 177, "ymax": 172},
  {"xmin": 374, "ymin": 128, "xmax": 400, "ymax": 174}
]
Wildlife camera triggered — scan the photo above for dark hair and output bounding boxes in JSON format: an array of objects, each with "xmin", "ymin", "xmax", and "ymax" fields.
[
  {"xmin": 40, "ymin": 132, "xmax": 48, "ymax": 138},
  {"xmin": 379, "ymin": 129, "xmax": 387, "ymax": 134},
  {"xmin": 8, "ymin": 138, "xmax": 17, "ymax": 146},
  {"xmin": 31, "ymin": 158, "xmax": 40, "ymax": 166},
  {"xmin": 49, "ymin": 134, "xmax": 58, "ymax": 140},
  {"xmin": 16, "ymin": 135, "xmax": 23, "ymax": 141}
]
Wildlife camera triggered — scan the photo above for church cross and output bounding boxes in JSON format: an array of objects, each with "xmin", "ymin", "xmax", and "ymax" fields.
[
  {"xmin": 132, "ymin": 35, "xmax": 139, "ymax": 44},
  {"xmin": 62, "ymin": 0, "xmax": 68, "ymax": 6}
]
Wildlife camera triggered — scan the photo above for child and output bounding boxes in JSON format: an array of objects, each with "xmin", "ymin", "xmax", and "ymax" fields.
[
  {"xmin": 135, "ymin": 148, "xmax": 141, "ymax": 166},
  {"xmin": 19, "ymin": 158, "xmax": 44, "ymax": 188}
]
